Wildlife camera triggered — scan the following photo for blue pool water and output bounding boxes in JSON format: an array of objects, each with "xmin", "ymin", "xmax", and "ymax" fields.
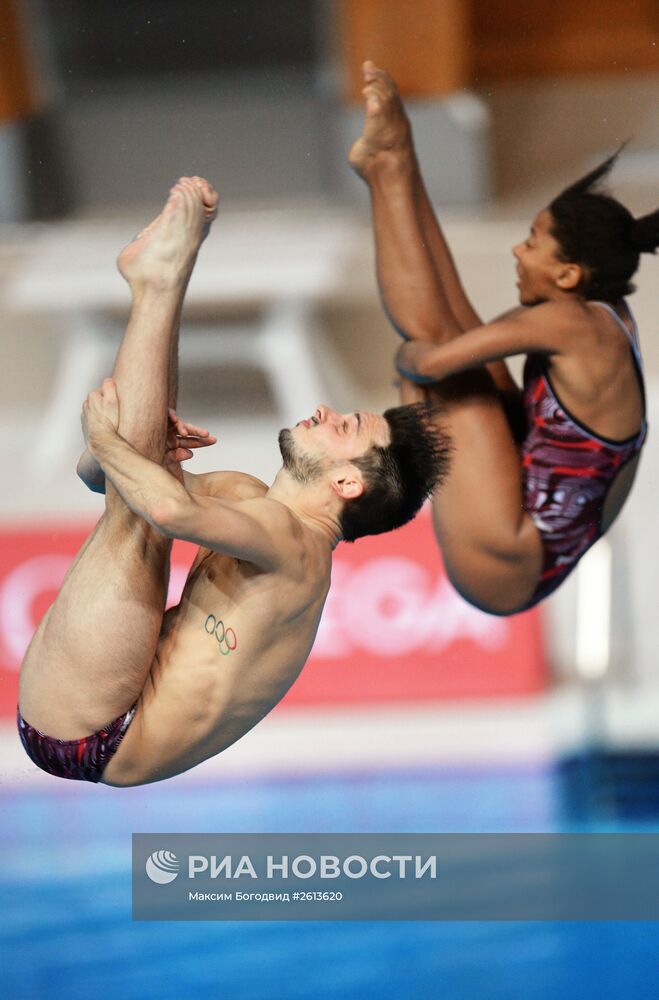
[{"xmin": 3, "ymin": 765, "xmax": 659, "ymax": 1000}]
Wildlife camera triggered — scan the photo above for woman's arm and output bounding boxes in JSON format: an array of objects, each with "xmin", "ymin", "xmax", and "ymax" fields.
[{"xmin": 395, "ymin": 302, "xmax": 579, "ymax": 383}]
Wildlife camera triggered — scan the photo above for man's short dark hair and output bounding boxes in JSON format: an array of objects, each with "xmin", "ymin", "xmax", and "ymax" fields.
[{"xmin": 338, "ymin": 402, "xmax": 450, "ymax": 543}]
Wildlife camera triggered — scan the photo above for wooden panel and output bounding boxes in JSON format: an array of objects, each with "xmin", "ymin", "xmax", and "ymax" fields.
[
  {"xmin": 0, "ymin": 0, "xmax": 38, "ymax": 122},
  {"xmin": 471, "ymin": 0, "xmax": 659, "ymax": 80},
  {"xmin": 338, "ymin": 0, "xmax": 471, "ymax": 101}
]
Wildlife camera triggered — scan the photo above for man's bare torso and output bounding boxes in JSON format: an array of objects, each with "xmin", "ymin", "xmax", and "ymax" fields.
[{"xmin": 102, "ymin": 472, "xmax": 332, "ymax": 785}]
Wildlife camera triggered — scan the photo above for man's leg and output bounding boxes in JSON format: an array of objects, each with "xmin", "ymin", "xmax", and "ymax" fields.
[{"xmin": 19, "ymin": 177, "xmax": 218, "ymax": 737}]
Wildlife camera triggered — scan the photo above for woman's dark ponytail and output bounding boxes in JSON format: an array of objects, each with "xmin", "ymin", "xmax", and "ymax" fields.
[
  {"xmin": 631, "ymin": 211, "xmax": 659, "ymax": 254},
  {"xmin": 549, "ymin": 145, "xmax": 657, "ymax": 302},
  {"xmin": 558, "ymin": 145, "xmax": 624, "ymax": 199}
]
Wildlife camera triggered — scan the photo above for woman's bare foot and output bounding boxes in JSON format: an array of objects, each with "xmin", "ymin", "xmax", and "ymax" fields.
[
  {"xmin": 117, "ymin": 176, "xmax": 219, "ymax": 292},
  {"xmin": 348, "ymin": 61, "xmax": 414, "ymax": 179}
]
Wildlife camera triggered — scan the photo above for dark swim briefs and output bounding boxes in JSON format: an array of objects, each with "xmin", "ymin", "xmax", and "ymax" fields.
[{"xmin": 17, "ymin": 703, "xmax": 137, "ymax": 783}]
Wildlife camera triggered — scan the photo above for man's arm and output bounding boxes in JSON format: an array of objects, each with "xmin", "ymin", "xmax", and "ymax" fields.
[
  {"xmin": 84, "ymin": 381, "xmax": 285, "ymax": 570},
  {"xmin": 77, "ymin": 408, "xmax": 216, "ymax": 494},
  {"xmin": 91, "ymin": 428, "xmax": 285, "ymax": 569},
  {"xmin": 182, "ymin": 470, "xmax": 268, "ymax": 500},
  {"xmin": 395, "ymin": 302, "xmax": 582, "ymax": 383}
]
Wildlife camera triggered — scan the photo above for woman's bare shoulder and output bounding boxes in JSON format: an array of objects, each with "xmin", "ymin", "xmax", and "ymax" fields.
[{"xmin": 511, "ymin": 299, "xmax": 595, "ymax": 347}]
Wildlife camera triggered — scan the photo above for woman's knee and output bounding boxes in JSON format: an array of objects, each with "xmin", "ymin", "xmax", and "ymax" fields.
[{"xmin": 429, "ymin": 368, "xmax": 499, "ymax": 405}]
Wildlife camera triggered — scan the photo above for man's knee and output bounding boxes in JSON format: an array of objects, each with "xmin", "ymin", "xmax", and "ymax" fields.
[{"xmin": 99, "ymin": 501, "xmax": 171, "ymax": 560}]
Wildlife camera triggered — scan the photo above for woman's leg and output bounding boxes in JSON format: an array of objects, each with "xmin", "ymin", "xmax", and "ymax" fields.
[
  {"xmin": 350, "ymin": 61, "xmax": 522, "ymax": 402},
  {"xmin": 401, "ymin": 374, "xmax": 542, "ymax": 614},
  {"xmin": 352, "ymin": 79, "xmax": 542, "ymax": 614}
]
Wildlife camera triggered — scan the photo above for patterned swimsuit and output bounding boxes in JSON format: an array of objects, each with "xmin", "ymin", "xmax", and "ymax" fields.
[
  {"xmin": 519, "ymin": 300, "xmax": 647, "ymax": 609},
  {"xmin": 17, "ymin": 704, "xmax": 136, "ymax": 782}
]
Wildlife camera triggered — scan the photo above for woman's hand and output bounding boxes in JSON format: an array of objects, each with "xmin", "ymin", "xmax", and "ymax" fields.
[{"xmin": 394, "ymin": 341, "xmax": 441, "ymax": 385}]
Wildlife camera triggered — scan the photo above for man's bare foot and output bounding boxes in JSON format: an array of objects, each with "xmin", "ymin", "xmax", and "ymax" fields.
[
  {"xmin": 117, "ymin": 176, "xmax": 219, "ymax": 291},
  {"xmin": 348, "ymin": 61, "xmax": 414, "ymax": 179}
]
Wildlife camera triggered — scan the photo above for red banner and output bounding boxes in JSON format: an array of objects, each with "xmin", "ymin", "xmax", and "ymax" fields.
[{"xmin": 0, "ymin": 511, "xmax": 546, "ymax": 717}]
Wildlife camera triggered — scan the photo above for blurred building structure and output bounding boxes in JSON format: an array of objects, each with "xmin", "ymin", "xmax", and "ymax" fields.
[
  {"xmin": 0, "ymin": 0, "xmax": 41, "ymax": 220},
  {"xmin": 0, "ymin": 0, "xmax": 655, "ymax": 214}
]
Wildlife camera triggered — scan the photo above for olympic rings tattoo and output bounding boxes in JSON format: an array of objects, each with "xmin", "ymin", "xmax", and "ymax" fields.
[{"xmin": 204, "ymin": 614, "xmax": 238, "ymax": 657}]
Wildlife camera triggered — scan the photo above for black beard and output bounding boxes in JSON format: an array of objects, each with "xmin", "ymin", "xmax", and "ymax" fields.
[{"xmin": 278, "ymin": 429, "xmax": 323, "ymax": 484}]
